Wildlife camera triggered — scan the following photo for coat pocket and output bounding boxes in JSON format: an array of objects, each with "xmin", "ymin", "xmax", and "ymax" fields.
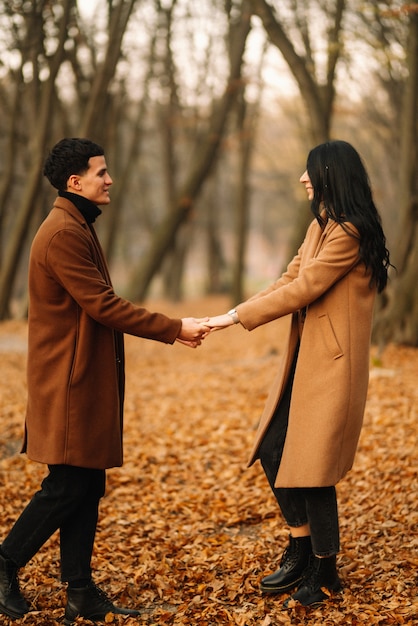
[{"xmin": 318, "ymin": 313, "xmax": 344, "ymax": 359}]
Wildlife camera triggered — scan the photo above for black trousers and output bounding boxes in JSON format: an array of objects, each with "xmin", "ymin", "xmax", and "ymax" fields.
[
  {"xmin": 258, "ymin": 349, "xmax": 340, "ymax": 557},
  {"xmin": 2, "ymin": 465, "xmax": 106, "ymax": 582}
]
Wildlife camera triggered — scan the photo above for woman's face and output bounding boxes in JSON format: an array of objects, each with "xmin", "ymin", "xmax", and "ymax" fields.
[{"xmin": 300, "ymin": 170, "xmax": 314, "ymax": 201}]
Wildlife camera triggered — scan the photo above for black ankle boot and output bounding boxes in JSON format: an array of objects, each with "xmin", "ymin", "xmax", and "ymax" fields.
[
  {"xmin": 260, "ymin": 535, "xmax": 313, "ymax": 594},
  {"xmin": 0, "ymin": 554, "xmax": 29, "ymax": 619},
  {"xmin": 284, "ymin": 554, "xmax": 342, "ymax": 607},
  {"xmin": 64, "ymin": 582, "xmax": 140, "ymax": 625}
]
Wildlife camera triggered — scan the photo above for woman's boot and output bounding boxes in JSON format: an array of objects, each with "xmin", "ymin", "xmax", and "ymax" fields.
[
  {"xmin": 284, "ymin": 554, "xmax": 342, "ymax": 606},
  {"xmin": 260, "ymin": 535, "xmax": 312, "ymax": 594}
]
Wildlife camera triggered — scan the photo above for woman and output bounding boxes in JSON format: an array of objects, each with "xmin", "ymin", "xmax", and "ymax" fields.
[{"xmin": 206, "ymin": 140, "xmax": 391, "ymax": 606}]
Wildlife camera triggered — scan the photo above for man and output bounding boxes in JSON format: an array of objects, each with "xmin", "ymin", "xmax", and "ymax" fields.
[{"xmin": 0, "ymin": 138, "xmax": 208, "ymax": 624}]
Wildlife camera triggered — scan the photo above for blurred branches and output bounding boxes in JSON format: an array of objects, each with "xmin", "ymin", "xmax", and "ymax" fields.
[{"xmin": 0, "ymin": 0, "xmax": 416, "ymax": 344}]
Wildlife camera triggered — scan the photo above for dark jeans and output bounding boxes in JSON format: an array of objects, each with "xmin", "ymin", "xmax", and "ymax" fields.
[
  {"xmin": 258, "ymin": 352, "xmax": 340, "ymax": 557},
  {"xmin": 1, "ymin": 464, "xmax": 106, "ymax": 582}
]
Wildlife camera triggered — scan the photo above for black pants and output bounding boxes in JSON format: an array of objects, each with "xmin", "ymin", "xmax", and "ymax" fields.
[
  {"xmin": 1, "ymin": 465, "xmax": 105, "ymax": 582},
  {"xmin": 258, "ymin": 352, "xmax": 340, "ymax": 557}
]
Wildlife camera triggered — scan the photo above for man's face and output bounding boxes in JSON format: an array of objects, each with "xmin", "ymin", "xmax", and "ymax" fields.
[{"xmin": 68, "ymin": 155, "xmax": 113, "ymax": 205}]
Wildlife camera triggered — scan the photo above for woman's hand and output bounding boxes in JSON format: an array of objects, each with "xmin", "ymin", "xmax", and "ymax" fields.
[{"xmin": 205, "ymin": 313, "xmax": 236, "ymax": 331}]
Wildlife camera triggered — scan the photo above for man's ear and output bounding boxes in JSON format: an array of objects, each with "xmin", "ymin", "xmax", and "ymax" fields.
[{"xmin": 67, "ymin": 174, "xmax": 82, "ymax": 193}]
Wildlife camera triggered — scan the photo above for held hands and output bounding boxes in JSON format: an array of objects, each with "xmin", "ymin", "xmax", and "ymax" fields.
[
  {"xmin": 176, "ymin": 317, "xmax": 210, "ymax": 348},
  {"xmin": 176, "ymin": 312, "xmax": 238, "ymax": 348}
]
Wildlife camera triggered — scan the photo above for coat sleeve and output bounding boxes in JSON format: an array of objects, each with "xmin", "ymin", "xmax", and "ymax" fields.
[
  {"xmin": 44, "ymin": 227, "xmax": 182, "ymax": 343},
  {"xmin": 236, "ymin": 223, "xmax": 361, "ymax": 331}
]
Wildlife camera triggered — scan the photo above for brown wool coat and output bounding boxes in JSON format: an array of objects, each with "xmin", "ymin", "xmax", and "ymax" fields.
[
  {"xmin": 236, "ymin": 216, "xmax": 376, "ymax": 488},
  {"xmin": 23, "ymin": 197, "xmax": 182, "ymax": 470}
]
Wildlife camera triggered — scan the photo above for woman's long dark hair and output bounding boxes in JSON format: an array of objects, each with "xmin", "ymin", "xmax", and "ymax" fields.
[{"xmin": 307, "ymin": 140, "xmax": 391, "ymax": 292}]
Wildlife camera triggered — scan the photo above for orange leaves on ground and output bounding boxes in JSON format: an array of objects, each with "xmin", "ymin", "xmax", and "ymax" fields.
[{"xmin": 0, "ymin": 297, "xmax": 417, "ymax": 624}]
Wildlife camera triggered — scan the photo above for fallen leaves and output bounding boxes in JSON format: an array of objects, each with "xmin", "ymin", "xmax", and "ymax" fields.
[{"xmin": 0, "ymin": 297, "xmax": 417, "ymax": 624}]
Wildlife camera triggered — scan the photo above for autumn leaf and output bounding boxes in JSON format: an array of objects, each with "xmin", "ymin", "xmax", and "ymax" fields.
[{"xmin": 0, "ymin": 297, "xmax": 417, "ymax": 625}]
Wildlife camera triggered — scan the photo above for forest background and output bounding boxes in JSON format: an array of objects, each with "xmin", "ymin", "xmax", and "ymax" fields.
[
  {"xmin": 0, "ymin": 0, "xmax": 417, "ymax": 345},
  {"xmin": 0, "ymin": 2, "xmax": 417, "ymax": 625}
]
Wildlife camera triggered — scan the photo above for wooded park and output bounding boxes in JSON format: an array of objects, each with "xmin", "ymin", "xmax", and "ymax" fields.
[
  {"xmin": 0, "ymin": 0, "xmax": 417, "ymax": 344},
  {"xmin": 0, "ymin": 1, "xmax": 417, "ymax": 625}
]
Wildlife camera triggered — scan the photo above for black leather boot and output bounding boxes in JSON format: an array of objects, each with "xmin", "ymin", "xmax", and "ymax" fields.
[
  {"xmin": 284, "ymin": 554, "xmax": 342, "ymax": 607},
  {"xmin": 64, "ymin": 582, "xmax": 140, "ymax": 625},
  {"xmin": 260, "ymin": 535, "xmax": 312, "ymax": 594},
  {"xmin": 0, "ymin": 554, "xmax": 29, "ymax": 619}
]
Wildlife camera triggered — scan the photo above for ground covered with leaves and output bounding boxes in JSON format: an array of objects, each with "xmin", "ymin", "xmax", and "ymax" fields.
[{"xmin": 0, "ymin": 297, "xmax": 416, "ymax": 625}]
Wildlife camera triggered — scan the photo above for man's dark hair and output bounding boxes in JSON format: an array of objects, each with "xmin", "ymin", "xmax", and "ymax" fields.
[{"xmin": 43, "ymin": 138, "xmax": 104, "ymax": 191}]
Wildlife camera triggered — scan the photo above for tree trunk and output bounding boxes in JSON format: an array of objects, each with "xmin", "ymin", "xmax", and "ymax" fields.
[
  {"xmin": 0, "ymin": 72, "xmax": 22, "ymax": 259},
  {"xmin": 231, "ymin": 39, "xmax": 265, "ymax": 304},
  {"xmin": 250, "ymin": 0, "xmax": 346, "ymax": 262},
  {"xmin": 250, "ymin": 0, "xmax": 345, "ymax": 144},
  {"xmin": 373, "ymin": 10, "xmax": 418, "ymax": 347},
  {"xmin": 80, "ymin": 0, "xmax": 136, "ymax": 140},
  {"xmin": 126, "ymin": 0, "xmax": 252, "ymax": 302},
  {"xmin": 206, "ymin": 183, "xmax": 225, "ymax": 294},
  {"xmin": 100, "ymin": 20, "xmax": 158, "ymax": 263},
  {"xmin": 0, "ymin": 0, "xmax": 74, "ymax": 320}
]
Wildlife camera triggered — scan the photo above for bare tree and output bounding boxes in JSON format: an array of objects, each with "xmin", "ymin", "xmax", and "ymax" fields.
[
  {"xmin": 126, "ymin": 0, "xmax": 252, "ymax": 301},
  {"xmin": 0, "ymin": 72, "xmax": 22, "ymax": 249},
  {"xmin": 155, "ymin": 0, "xmax": 187, "ymax": 300},
  {"xmin": 249, "ymin": 0, "xmax": 346, "ymax": 255},
  {"xmin": 0, "ymin": 0, "xmax": 414, "ymax": 341},
  {"xmin": 373, "ymin": 6, "xmax": 418, "ymax": 346},
  {"xmin": 231, "ymin": 42, "xmax": 266, "ymax": 304},
  {"xmin": 0, "ymin": 0, "xmax": 75, "ymax": 319},
  {"xmin": 0, "ymin": 0, "xmax": 141, "ymax": 317},
  {"xmin": 80, "ymin": 0, "xmax": 137, "ymax": 141},
  {"xmin": 101, "ymin": 37, "xmax": 158, "ymax": 263},
  {"xmin": 249, "ymin": 0, "xmax": 345, "ymax": 144}
]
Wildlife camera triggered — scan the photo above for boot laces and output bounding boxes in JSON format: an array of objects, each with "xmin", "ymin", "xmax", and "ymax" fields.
[
  {"xmin": 300, "ymin": 556, "xmax": 318, "ymax": 590},
  {"xmin": 280, "ymin": 544, "xmax": 299, "ymax": 568},
  {"xmin": 90, "ymin": 583, "xmax": 115, "ymax": 610}
]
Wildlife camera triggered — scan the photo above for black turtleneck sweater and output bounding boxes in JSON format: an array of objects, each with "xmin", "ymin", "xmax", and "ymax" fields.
[{"xmin": 59, "ymin": 190, "xmax": 102, "ymax": 224}]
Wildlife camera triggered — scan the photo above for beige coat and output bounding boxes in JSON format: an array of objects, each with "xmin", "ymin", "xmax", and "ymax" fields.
[
  {"xmin": 236, "ymin": 216, "xmax": 376, "ymax": 487},
  {"xmin": 23, "ymin": 197, "xmax": 182, "ymax": 470}
]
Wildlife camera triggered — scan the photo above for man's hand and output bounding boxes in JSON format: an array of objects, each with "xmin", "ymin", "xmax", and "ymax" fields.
[{"xmin": 176, "ymin": 317, "xmax": 210, "ymax": 348}]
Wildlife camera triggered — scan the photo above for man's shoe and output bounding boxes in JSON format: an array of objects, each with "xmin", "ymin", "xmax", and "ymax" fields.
[
  {"xmin": 64, "ymin": 582, "xmax": 140, "ymax": 625},
  {"xmin": 284, "ymin": 554, "xmax": 342, "ymax": 607},
  {"xmin": 0, "ymin": 553, "xmax": 29, "ymax": 619},
  {"xmin": 260, "ymin": 535, "xmax": 312, "ymax": 594}
]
